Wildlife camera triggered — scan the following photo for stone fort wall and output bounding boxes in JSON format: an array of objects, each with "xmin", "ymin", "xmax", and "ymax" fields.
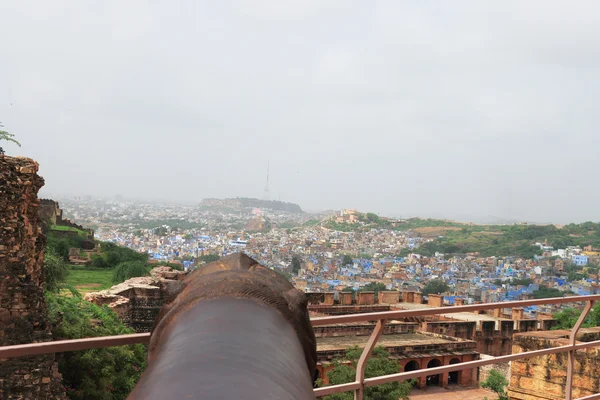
[{"xmin": 0, "ymin": 156, "xmax": 65, "ymax": 399}]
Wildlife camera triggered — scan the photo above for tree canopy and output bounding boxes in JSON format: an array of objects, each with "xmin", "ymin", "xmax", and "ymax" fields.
[
  {"xmin": 423, "ymin": 279, "xmax": 449, "ymax": 295},
  {"xmin": 532, "ymin": 287, "xmax": 564, "ymax": 299},
  {"xmin": 366, "ymin": 213, "xmax": 380, "ymax": 223},
  {"xmin": 321, "ymin": 346, "xmax": 414, "ymax": 400},
  {"xmin": 44, "ymin": 250, "xmax": 69, "ymax": 292},
  {"xmin": 553, "ymin": 305, "xmax": 600, "ymax": 330},
  {"xmin": 342, "ymin": 255, "xmax": 354, "ymax": 266},
  {"xmin": 0, "ymin": 122, "xmax": 21, "ymax": 154},
  {"xmin": 88, "ymin": 242, "xmax": 147, "ymax": 269},
  {"xmin": 292, "ymin": 255, "xmax": 302, "ymax": 274},
  {"xmin": 112, "ymin": 261, "xmax": 149, "ymax": 283}
]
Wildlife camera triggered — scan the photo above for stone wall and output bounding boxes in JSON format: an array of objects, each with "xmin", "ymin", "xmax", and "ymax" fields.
[
  {"xmin": 479, "ymin": 354, "xmax": 510, "ymax": 384},
  {"xmin": 85, "ymin": 267, "xmax": 186, "ymax": 333},
  {"xmin": 507, "ymin": 328, "xmax": 600, "ymax": 400},
  {"xmin": 313, "ymin": 322, "xmax": 418, "ymax": 338},
  {"xmin": 0, "ymin": 156, "xmax": 65, "ymax": 399},
  {"xmin": 39, "ymin": 198, "xmax": 94, "ymax": 241},
  {"xmin": 357, "ymin": 291, "xmax": 375, "ymax": 305},
  {"xmin": 378, "ymin": 291, "xmax": 399, "ymax": 304},
  {"xmin": 308, "ymin": 304, "xmax": 391, "ymax": 315},
  {"xmin": 422, "ymin": 321, "xmax": 476, "ymax": 340}
]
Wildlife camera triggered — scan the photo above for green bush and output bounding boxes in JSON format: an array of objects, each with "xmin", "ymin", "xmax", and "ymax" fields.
[
  {"xmin": 322, "ymin": 346, "xmax": 414, "ymax": 400},
  {"xmin": 112, "ymin": 261, "xmax": 149, "ymax": 283},
  {"xmin": 44, "ymin": 251, "xmax": 69, "ymax": 292},
  {"xmin": 88, "ymin": 242, "xmax": 147, "ymax": 269},
  {"xmin": 46, "ymin": 293, "xmax": 147, "ymax": 400}
]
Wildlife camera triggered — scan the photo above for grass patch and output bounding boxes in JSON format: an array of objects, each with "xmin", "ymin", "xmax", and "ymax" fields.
[
  {"xmin": 64, "ymin": 266, "xmax": 114, "ymax": 295},
  {"xmin": 51, "ymin": 225, "xmax": 88, "ymax": 236}
]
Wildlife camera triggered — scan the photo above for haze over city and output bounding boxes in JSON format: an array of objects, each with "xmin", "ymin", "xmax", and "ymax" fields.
[{"xmin": 2, "ymin": 1, "xmax": 600, "ymax": 223}]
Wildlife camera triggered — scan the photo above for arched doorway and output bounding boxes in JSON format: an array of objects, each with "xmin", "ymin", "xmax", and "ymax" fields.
[
  {"xmin": 403, "ymin": 360, "xmax": 421, "ymax": 389},
  {"xmin": 404, "ymin": 360, "xmax": 420, "ymax": 372},
  {"xmin": 426, "ymin": 359, "xmax": 442, "ymax": 386},
  {"xmin": 448, "ymin": 358, "xmax": 461, "ymax": 385}
]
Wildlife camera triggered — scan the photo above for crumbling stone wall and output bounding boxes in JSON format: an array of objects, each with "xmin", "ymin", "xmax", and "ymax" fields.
[
  {"xmin": 38, "ymin": 199, "xmax": 94, "ymax": 240},
  {"xmin": 85, "ymin": 267, "xmax": 186, "ymax": 333},
  {"xmin": 507, "ymin": 328, "xmax": 600, "ymax": 400},
  {"xmin": 0, "ymin": 156, "xmax": 65, "ymax": 399}
]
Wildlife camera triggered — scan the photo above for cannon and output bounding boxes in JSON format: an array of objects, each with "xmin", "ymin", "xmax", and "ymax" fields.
[{"xmin": 128, "ymin": 253, "xmax": 317, "ymax": 399}]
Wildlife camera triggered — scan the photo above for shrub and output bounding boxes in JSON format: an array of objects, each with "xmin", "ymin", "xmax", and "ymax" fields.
[
  {"xmin": 112, "ymin": 261, "xmax": 149, "ymax": 283},
  {"xmin": 44, "ymin": 250, "xmax": 69, "ymax": 292},
  {"xmin": 46, "ymin": 293, "xmax": 146, "ymax": 400}
]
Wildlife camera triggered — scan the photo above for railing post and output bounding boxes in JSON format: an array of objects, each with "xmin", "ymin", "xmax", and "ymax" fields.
[
  {"xmin": 566, "ymin": 300, "xmax": 594, "ymax": 400},
  {"xmin": 354, "ymin": 319, "xmax": 385, "ymax": 400}
]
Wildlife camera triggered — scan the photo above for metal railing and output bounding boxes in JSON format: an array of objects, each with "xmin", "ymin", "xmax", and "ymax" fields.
[{"xmin": 1, "ymin": 295, "xmax": 600, "ymax": 400}]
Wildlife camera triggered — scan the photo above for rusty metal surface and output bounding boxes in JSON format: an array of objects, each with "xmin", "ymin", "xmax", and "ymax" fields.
[
  {"xmin": 148, "ymin": 252, "xmax": 317, "ymax": 379},
  {"xmin": 128, "ymin": 298, "xmax": 316, "ymax": 400}
]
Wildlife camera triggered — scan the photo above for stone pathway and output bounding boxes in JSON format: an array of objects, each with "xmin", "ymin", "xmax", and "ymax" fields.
[{"xmin": 409, "ymin": 386, "xmax": 496, "ymax": 400}]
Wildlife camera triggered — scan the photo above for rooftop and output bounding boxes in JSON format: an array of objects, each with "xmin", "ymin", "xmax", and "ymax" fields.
[
  {"xmin": 317, "ymin": 332, "xmax": 461, "ymax": 352},
  {"xmin": 394, "ymin": 302, "xmax": 507, "ymax": 323}
]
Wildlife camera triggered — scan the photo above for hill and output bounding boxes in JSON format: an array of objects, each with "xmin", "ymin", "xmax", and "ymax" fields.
[
  {"xmin": 416, "ymin": 222, "xmax": 600, "ymax": 258},
  {"xmin": 199, "ymin": 197, "xmax": 303, "ymax": 213}
]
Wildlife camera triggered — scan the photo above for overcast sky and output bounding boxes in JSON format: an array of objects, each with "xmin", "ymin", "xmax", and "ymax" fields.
[{"xmin": 1, "ymin": 1, "xmax": 599, "ymax": 223}]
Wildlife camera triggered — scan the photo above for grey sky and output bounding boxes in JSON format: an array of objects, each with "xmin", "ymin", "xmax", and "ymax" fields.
[{"xmin": 1, "ymin": 1, "xmax": 599, "ymax": 223}]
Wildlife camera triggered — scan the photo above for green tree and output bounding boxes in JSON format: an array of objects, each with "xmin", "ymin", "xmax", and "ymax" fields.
[
  {"xmin": 532, "ymin": 287, "xmax": 564, "ymax": 299},
  {"xmin": 362, "ymin": 282, "xmax": 387, "ymax": 294},
  {"xmin": 398, "ymin": 248, "xmax": 411, "ymax": 258},
  {"xmin": 553, "ymin": 308, "xmax": 583, "ymax": 330},
  {"xmin": 366, "ymin": 213, "xmax": 380, "ymax": 223},
  {"xmin": 510, "ymin": 278, "xmax": 532, "ymax": 286},
  {"xmin": 44, "ymin": 251, "xmax": 69, "ymax": 292},
  {"xmin": 200, "ymin": 254, "xmax": 220, "ymax": 263},
  {"xmin": 292, "ymin": 255, "xmax": 302, "ymax": 274},
  {"xmin": 423, "ymin": 279, "xmax": 449, "ymax": 296},
  {"xmin": 46, "ymin": 293, "xmax": 146, "ymax": 400},
  {"xmin": 112, "ymin": 261, "xmax": 149, "ymax": 283},
  {"xmin": 0, "ymin": 122, "xmax": 21, "ymax": 154},
  {"xmin": 481, "ymin": 369, "xmax": 508, "ymax": 400},
  {"xmin": 323, "ymin": 346, "xmax": 414, "ymax": 400},
  {"xmin": 89, "ymin": 253, "xmax": 109, "ymax": 268},
  {"xmin": 552, "ymin": 304, "xmax": 600, "ymax": 330},
  {"xmin": 48, "ymin": 237, "xmax": 71, "ymax": 262},
  {"xmin": 153, "ymin": 226, "xmax": 168, "ymax": 236},
  {"xmin": 342, "ymin": 255, "xmax": 354, "ymax": 266}
]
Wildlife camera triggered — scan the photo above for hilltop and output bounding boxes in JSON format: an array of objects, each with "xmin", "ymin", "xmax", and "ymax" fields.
[
  {"xmin": 322, "ymin": 211, "xmax": 600, "ymax": 258},
  {"xmin": 199, "ymin": 197, "xmax": 303, "ymax": 214}
]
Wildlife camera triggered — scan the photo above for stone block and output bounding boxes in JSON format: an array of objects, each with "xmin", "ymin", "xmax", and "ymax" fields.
[
  {"xmin": 340, "ymin": 292, "xmax": 353, "ymax": 305},
  {"xmin": 378, "ymin": 291, "xmax": 399, "ymax": 304},
  {"xmin": 323, "ymin": 292, "xmax": 335, "ymax": 305},
  {"xmin": 357, "ymin": 291, "xmax": 375, "ymax": 305}
]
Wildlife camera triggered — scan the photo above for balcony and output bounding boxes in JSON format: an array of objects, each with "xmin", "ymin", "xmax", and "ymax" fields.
[{"xmin": 1, "ymin": 295, "xmax": 600, "ymax": 400}]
